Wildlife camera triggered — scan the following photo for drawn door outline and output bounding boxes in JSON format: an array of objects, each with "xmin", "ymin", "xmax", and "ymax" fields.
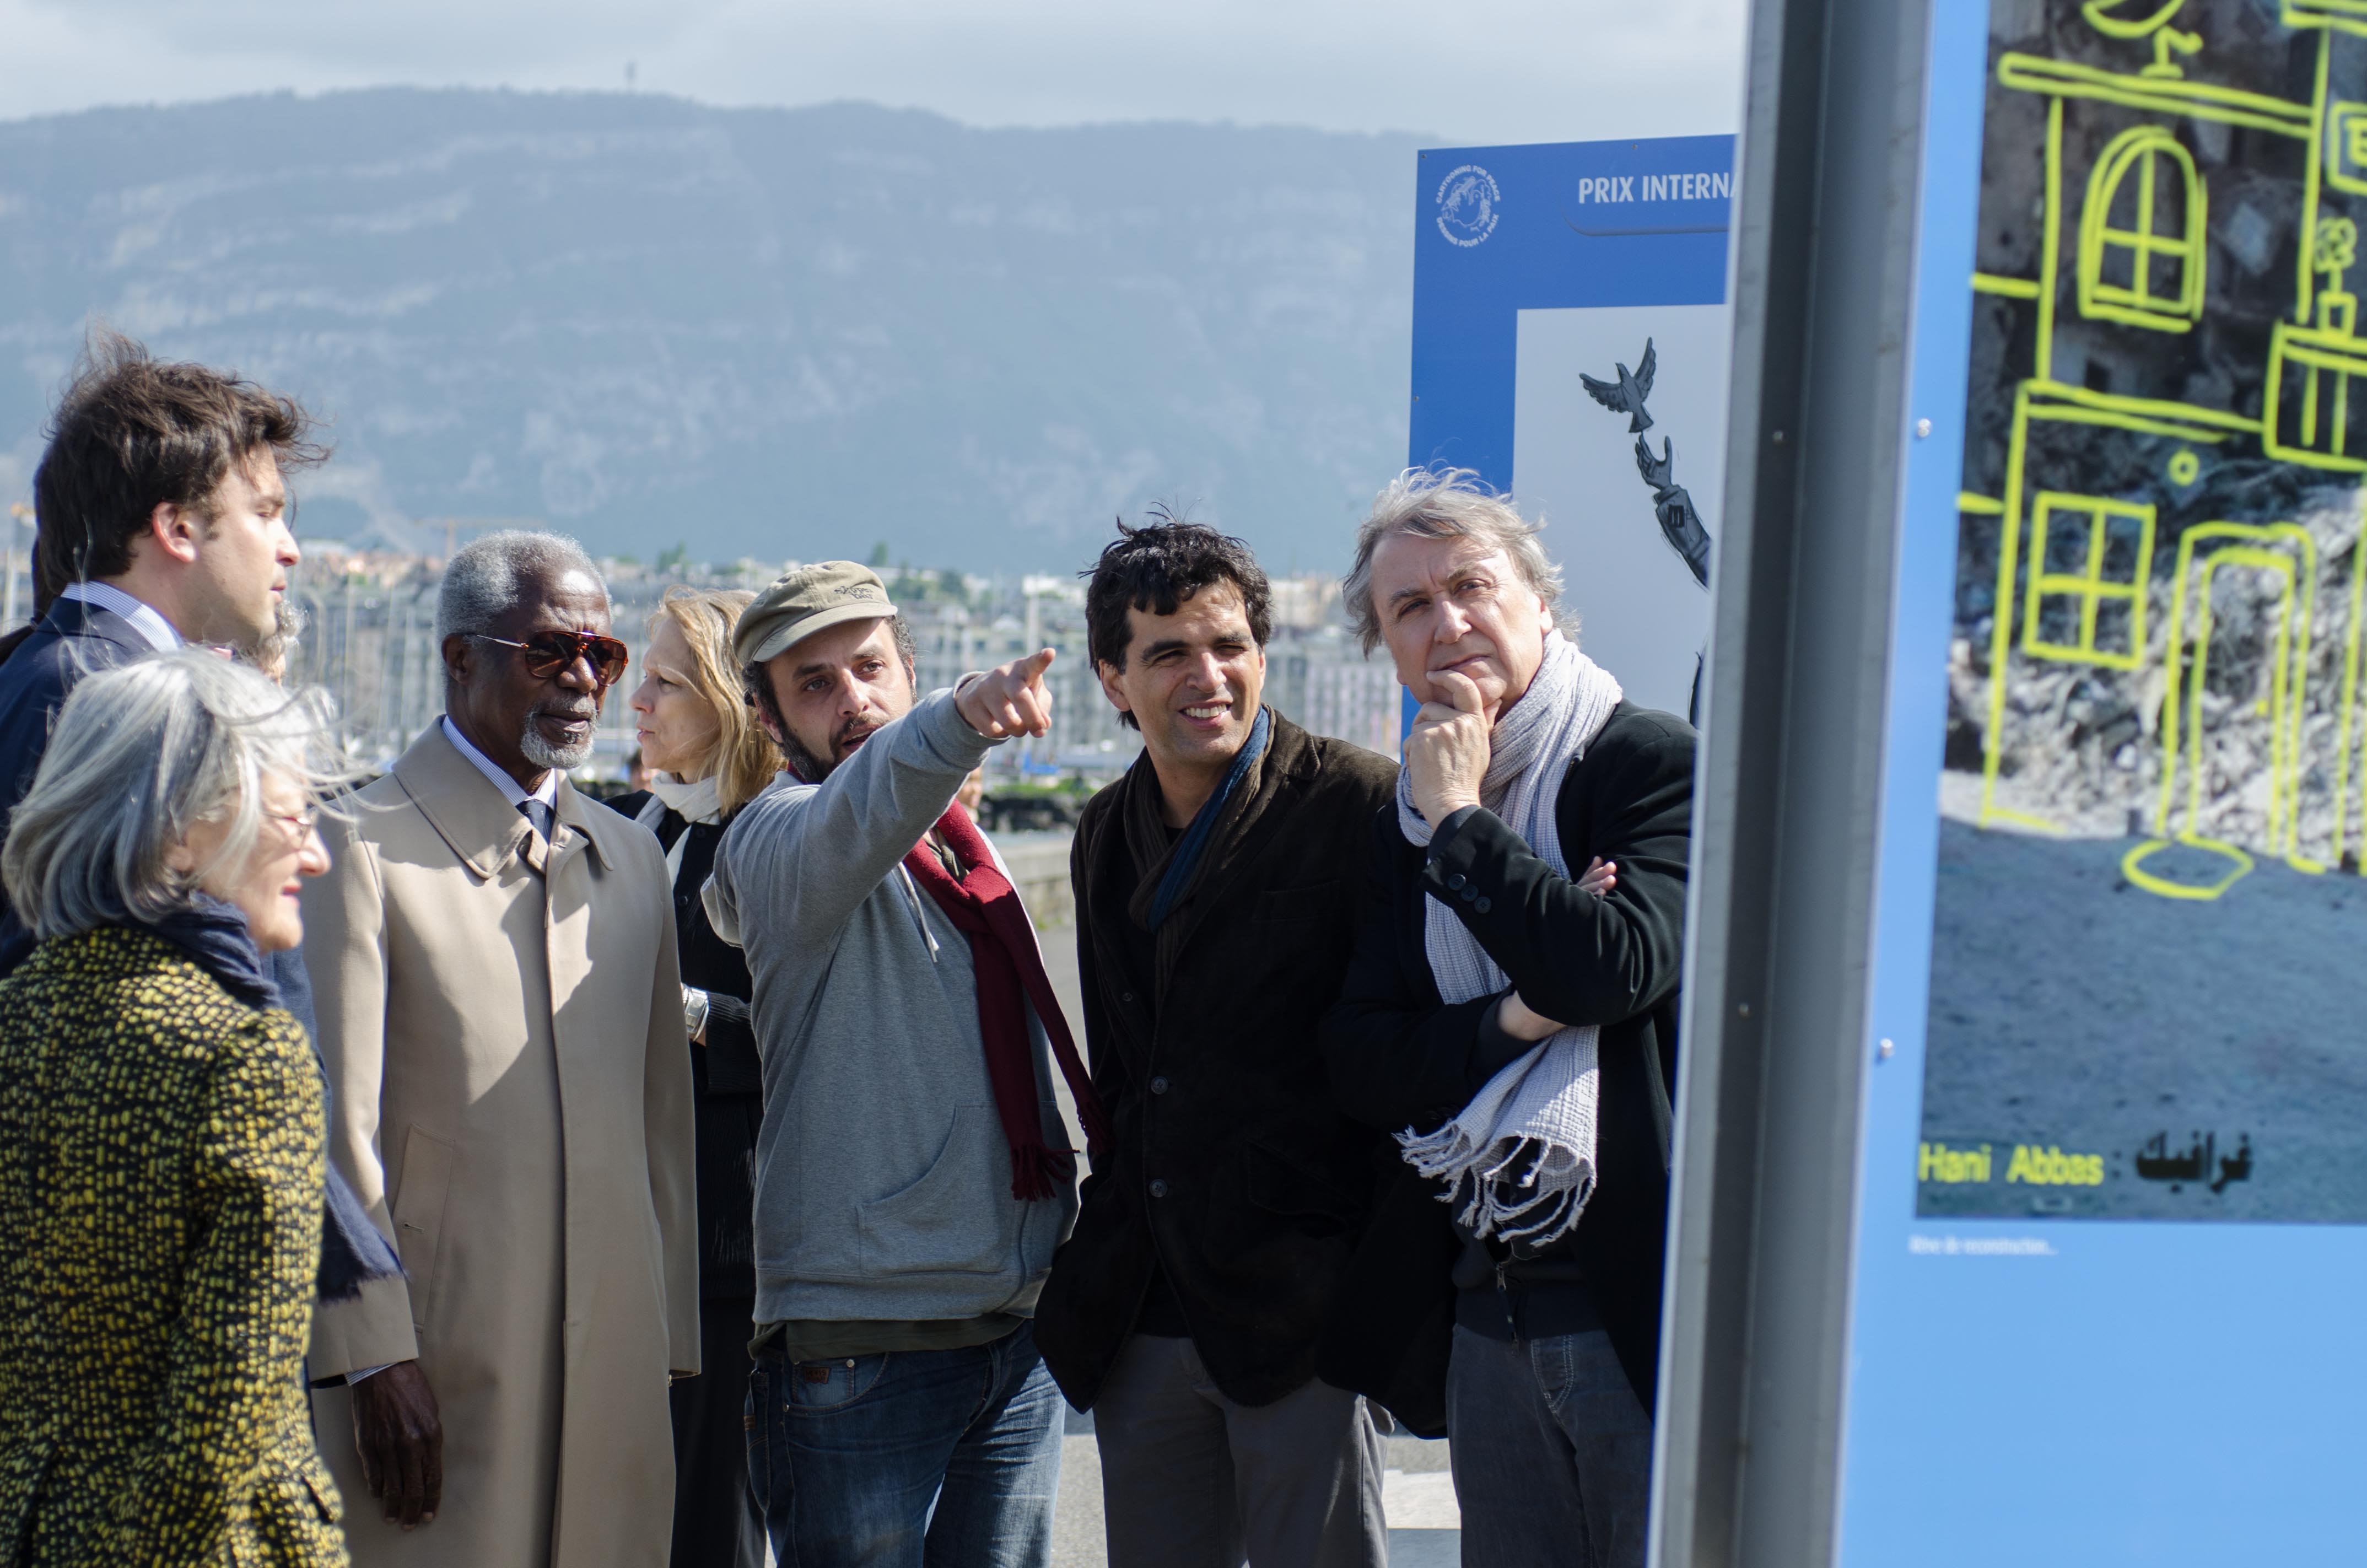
[{"xmin": 2123, "ymin": 521, "xmax": 2318, "ymax": 897}]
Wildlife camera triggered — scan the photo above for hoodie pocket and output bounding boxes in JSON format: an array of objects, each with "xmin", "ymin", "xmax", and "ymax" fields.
[
  {"xmin": 390, "ymin": 1125, "xmax": 456, "ymax": 1332},
  {"xmin": 858, "ymin": 1106, "xmax": 1010, "ymax": 1276}
]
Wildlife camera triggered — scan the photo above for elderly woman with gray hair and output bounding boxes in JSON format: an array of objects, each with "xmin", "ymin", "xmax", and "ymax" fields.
[
  {"xmin": 1316, "ymin": 467, "xmax": 1696, "ymax": 1568},
  {"xmin": 0, "ymin": 650, "xmax": 386, "ymax": 1566}
]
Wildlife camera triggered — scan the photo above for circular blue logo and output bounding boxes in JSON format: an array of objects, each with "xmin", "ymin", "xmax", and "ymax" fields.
[{"xmin": 1435, "ymin": 164, "xmax": 1500, "ymax": 248}]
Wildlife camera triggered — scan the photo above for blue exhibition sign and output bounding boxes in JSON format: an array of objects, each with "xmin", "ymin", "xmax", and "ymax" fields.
[
  {"xmin": 1409, "ymin": 136, "xmax": 1735, "ymax": 723},
  {"xmin": 1841, "ymin": 1, "xmax": 2367, "ymax": 1558}
]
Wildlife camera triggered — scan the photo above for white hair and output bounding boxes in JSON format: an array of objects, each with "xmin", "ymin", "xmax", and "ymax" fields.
[
  {"xmin": 2, "ymin": 650, "xmax": 353, "ymax": 941},
  {"xmin": 1343, "ymin": 467, "xmax": 1569, "ymax": 654},
  {"xmin": 435, "ymin": 529, "xmax": 607, "ymax": 648}
]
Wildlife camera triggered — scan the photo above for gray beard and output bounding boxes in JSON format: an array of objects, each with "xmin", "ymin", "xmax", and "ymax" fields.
[{"xmin": 520, "ymin": 720, "xmax": 595, "ymax": 773}]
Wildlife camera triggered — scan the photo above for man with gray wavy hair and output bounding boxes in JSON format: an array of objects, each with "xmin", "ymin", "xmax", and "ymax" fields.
[
  {"xmin": 303, "ymin": 529, "xmax": 700, "ymax": 1568},
  {"xmin": 1320, "ymin": 468, "xmax": 1694, "ymax": 1568}
]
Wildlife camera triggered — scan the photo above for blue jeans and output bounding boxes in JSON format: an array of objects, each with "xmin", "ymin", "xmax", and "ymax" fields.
[
  {"xmin": 1446, "ymin": 1324, "xmax": 1652, "ymax": 1568},
  {"xmin": 746, "ymin": 1320, "xmax": 1065, "ymax": 1568}
]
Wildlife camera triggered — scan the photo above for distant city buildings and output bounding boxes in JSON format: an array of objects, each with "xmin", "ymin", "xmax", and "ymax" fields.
[{"xmin": 0, "ymin": 535, "xmax": 1385, "ymax": 780}]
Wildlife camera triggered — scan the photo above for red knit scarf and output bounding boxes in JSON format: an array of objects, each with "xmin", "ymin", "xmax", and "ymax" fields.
[{"xmin": 902, "ymin": 803, "xmax": 1110, "ymax": 1199}]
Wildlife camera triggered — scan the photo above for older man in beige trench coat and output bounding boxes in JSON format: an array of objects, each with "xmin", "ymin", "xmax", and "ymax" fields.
[{"xmin": 303, "ymin": 531, "xmax": 699, "ymax": 1567}]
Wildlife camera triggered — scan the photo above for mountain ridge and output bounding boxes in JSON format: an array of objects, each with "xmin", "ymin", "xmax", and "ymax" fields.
[{"xmin": 0, "ymin": 87, "xmax": 1421, "ymax": 573}]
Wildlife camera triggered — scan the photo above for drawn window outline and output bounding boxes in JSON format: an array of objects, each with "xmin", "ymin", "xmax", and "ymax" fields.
[
  {"xmin": 2021, "ymin": 491, "xmax": 2156, "ymax": 670},
  {"xmin": 2329, "ymin": 101, "xmax": 2367, "ymax": 197},
  {"xmin": 2077, "ymin": 126, "xmax": 2206, "ymax": 332}
]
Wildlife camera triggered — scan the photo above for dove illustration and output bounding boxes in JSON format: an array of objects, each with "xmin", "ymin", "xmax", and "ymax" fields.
[{"xmin": 1579, "ymin": 338, "xmax": 1658, "ymax": 433}]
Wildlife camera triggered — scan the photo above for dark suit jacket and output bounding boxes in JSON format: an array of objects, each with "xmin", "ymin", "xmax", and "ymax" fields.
[
  {"xmin": 1034, "ymin": 710, "xmax": 1400, "ymax": 1410},
  {"xmin": 1315, "ymin": 703, "xmax": 1694, "ymax": 1434},
  {"xmin": 608, "ymin": 793, "xmax": 764, "ymax": 1301},
  {"xmin": 0, "ymin": 600, "xmax": 149, "ymax": 977}
]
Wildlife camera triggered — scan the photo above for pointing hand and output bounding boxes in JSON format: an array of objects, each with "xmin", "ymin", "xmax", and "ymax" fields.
[{"xmin": 958, "ymin": 648, "xmax": 1056, "ymax": 740}]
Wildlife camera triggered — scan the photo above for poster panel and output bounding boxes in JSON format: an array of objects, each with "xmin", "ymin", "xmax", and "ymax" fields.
[
  {"xmin": 1841, "ymin": 1, "xmax": 2367, "ymax": 1558},
  {"xmin": 1409, "ymin": 137, "xmax": 1734, "ymax": 721}
]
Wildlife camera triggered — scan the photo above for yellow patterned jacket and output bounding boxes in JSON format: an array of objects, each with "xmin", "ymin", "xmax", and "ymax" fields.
[{"xmin": 0, "ymin": 925, "xmax": 348, "ymax": 1567}]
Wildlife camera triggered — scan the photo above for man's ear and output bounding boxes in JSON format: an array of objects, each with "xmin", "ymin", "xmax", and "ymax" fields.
[
  {"xmin": 441, "ymin": 633, "xmax": 475, "ymax": 689},
  {"xmin": 145, "ymin": 501, "xmax": 204, "ymax": 568},
  {"xmin": 745, "ymin": 667, "xmax": 786, "ymax": 746},
  {"xmin": 1094, "ymin": 658, "xmax": 1133, "ymax": 718}
]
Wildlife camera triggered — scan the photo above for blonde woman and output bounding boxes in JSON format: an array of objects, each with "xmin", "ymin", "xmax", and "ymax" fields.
[{"xmin": 613, "ymin": 586, "xmax": 780, "ymax": 1568}]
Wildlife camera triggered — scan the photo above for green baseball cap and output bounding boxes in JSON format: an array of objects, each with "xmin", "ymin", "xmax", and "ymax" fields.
[{"xmin": 733, "ymin": 561, "xmax": 901, "ymax": 665}]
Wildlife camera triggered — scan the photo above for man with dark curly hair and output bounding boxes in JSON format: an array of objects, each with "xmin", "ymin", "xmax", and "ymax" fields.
[{"xmin": 1035, "ymin": 517, "xmax": 1400, "ymax": 1568}]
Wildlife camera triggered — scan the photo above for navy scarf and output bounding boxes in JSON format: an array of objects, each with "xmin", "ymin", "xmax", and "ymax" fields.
[
  {"xmin": 146, "ymin": 895, "xmax": 403, "ymax": 1304},
  {"xmin": 1146, "ymin": 705, "xmax": 1271, "ymax": 930}
]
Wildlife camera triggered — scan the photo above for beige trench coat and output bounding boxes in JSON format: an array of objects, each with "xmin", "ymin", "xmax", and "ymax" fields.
[{"xmin": 303, "ymin": 723, "xmax": 699, "ymax": 1567}]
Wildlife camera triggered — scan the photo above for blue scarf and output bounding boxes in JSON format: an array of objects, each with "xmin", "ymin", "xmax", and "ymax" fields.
[
  {"xmin": 1147, "ymin": 705, "xmax": 1271, "ymax": 930},
  {"xmin": 142, "ymin": 895, "xmax": 404, "ymax": 1304}
]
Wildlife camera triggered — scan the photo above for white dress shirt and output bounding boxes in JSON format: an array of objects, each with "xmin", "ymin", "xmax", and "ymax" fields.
[
  {"xmin": 56, "ymin": 580, "xmax": 182, "ymax": 653},
  {"xmin": 441, "ymin": 715, "xmax": 559, "ymax": 837}
]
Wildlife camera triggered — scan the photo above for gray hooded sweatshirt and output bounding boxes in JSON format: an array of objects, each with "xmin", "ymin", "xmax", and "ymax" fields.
[{"xmin": 704, "ymin": 686, "xmax": 1079, "ymax": 1330}]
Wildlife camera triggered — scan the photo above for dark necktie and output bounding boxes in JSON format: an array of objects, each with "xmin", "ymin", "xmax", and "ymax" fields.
[{"xmin": 519, "ymin": 798, "xmax": 552, "ymax": 842}]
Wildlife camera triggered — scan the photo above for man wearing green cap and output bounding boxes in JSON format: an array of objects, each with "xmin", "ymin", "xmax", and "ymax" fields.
[{"xmin": 704, "ymin": 561, "xmax": 1107, "ymax": 1568}]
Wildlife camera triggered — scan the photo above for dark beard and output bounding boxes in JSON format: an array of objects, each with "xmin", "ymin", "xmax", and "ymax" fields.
[{"xmin": 778, "ymin": 729, "xmax": 836, "ymax": 785}]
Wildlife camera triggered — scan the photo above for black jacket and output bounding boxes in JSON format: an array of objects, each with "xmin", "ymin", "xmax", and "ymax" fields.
[
  {"xmin": 1034, "ymin": 711, "xmax": 1401, "ymax": 1409},
  {"xmin": 0, "ymin": 600, "xmax": 148, "ymax": 977},
  {"xmin": 609, "ymin": 793, "xmax": 765, "ymax": 1301},
  {"xmin": 1316, "ymin": 703, "xmax": 1694, "ymax": 1434}
]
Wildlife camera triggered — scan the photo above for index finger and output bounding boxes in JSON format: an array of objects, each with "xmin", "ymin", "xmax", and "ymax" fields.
[
  {"xmin": 1022, "ymin": 646, "xmax": 1056, "ymax": 681},
  {"xmin": 1433, "ymin": 669, "xmax": 1486, "ymax": 715}
]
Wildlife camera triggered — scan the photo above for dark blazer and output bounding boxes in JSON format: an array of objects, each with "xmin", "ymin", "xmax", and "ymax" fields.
[
  {"xmin": 1316, "ymin": 703, "xmax": 1694, "ymax": 1434},
  {"xmin": 0, "ymin": 925, "xmax": 344, "ymax": 1564},
  {"xmin": 0, "ymin": 599, "xmax": 149, "ymax": 977},
  {"xmin": 1034, "ymin": 710, "xmax": 1401, "ymax": 1410},
  {"xmin": 608, "ymin": 792, "xmax": 764, "ymax": 1300}
]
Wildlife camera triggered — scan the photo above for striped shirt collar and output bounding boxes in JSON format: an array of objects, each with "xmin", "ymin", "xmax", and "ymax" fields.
[{"xmin": 55, "ymin": 580, "xmax": 182, "ymax": 653}]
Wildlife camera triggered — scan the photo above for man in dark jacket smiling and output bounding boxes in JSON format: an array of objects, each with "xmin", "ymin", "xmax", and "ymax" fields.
[
  {"xmin": 1036, "ymin": 520, "xmax": 1399, "ymax": 1568},
  {"xmin": 1319, "ymin": 467, "xmax": 1694, "ymax": 1568}
]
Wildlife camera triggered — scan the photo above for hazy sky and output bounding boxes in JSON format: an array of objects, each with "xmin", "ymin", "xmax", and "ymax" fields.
[{"xmin": 0, "ymin": 0, "xmax": 1748, "ymax": 145}]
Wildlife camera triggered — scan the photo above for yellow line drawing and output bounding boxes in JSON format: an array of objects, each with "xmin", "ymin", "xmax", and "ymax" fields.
[
  {"xmin": 1996, "ymin": 53, "xmax": 2315, "ymax": 137},
  {"xmin": 1974, "ymin": 272, "xmax": 2044, "ymax": 298},
  {"xmin": 2081, "ymin": 0, "xmax": 2204, "ymax": 76},
  {"xmin": 2263, "ymin": 324, "xmax": 2367, "ymax": 468},
  {"xmin": 2330, "ymin": 494, "xmax": 2367, "ymax": 867},
  {"xmin": 1966, "ymin": 8, "xmax": 2367, "ymax": 900},
  {"xmin": 2025, "ymin": 379, "xmax": 2257, "ymax": 434},
  {"xmin": 2299, "ymin": 30, "xmax": 2334, "ymax": 325},
  {"xmin": 2286, "ymin": 1, "xmax": 2367, "ymax": 45},
  {"xmin": 2327, "ymin": 101, "xmax": 2367, "ymax": 195},
  {"xmin": 2124, "ymin": 525, "xmax": 2319, "ymax": 898},
  {"xmin": 2021, "ymin": 493, "xmax": 2157, "ymax": 670},
  {"xmin": 2083, "ymin": 0, "xmax": 2187, "ymax": 39},
  {"xmin": 2039, "ymin": 100, "xmax": 2063, "ymax": 382},
  {"xmin": 2079, "ymin": 127, "xmax": 2208, "ymax": 330}
]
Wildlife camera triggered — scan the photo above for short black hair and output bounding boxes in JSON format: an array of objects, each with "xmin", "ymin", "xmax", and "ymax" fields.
[
  {"xmin": 1083, "ymin": 513, "xmax": 1271, "ymax": 712},
  {"xmin": 31, "ymin": 328, "xmax": 324, "ymax": 612}
]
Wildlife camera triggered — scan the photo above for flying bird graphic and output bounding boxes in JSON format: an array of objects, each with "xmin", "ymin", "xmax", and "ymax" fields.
[{"xmin": 1579, "ymin": 338, "xmax": 1658, "ymax": 433}]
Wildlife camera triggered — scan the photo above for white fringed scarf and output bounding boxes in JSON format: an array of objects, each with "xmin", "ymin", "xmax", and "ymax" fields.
[{"xmin": 1393, "ymin": 631, "xmax": 1623, "ymax": 1246}]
